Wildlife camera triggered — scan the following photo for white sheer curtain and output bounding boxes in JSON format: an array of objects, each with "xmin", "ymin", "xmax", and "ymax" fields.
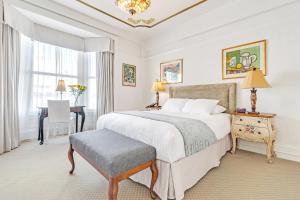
[
  {"xmin": 18, "ymin": 34, "xmax": 35, "ymax": 140},
  {"xmin": 82, "ymin": 52, "xmax": 97, "ymax": 129},
  {"xmin": 32, "ymin": 41, "xmax": 79, "ymax": 109},
  {"xmin": 19, "ymin": 35, "xmax": 97, "ymax": 140}
]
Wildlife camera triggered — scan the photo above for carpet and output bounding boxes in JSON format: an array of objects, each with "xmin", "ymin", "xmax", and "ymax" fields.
[{"xmin": 0, "ymin": 136, "xmax": 299, "ymax": 200}]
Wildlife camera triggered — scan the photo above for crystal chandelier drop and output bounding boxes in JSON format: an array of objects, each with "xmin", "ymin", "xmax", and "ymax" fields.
[{"xmin": 116, "ymin": 0, "xmax": 151, "ymax": 15}]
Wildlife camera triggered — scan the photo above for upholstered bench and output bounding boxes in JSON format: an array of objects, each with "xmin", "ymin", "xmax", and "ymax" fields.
[{"xmin": 68, "ymin": 129, "xmax": 158, "ymax": 200}]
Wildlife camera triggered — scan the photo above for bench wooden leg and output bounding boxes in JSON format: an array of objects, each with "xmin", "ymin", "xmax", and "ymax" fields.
[
  {"xmin": 109, "ymin": 177, "xmax": 119, "ymax": 200},
  {"xmin": 150, "ymin": 160, "xmax": 158, "ymax": 199},
  {"xmin": 68, "ymin": 145, "xmax": 75, "ymax": 174}
]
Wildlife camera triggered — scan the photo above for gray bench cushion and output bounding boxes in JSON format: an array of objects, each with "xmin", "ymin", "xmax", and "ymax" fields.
[{"xmin": 69, "ymin": 129, "xmax": 156, "ymax": 176}]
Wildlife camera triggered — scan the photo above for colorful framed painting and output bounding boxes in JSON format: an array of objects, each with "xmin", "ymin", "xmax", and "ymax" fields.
[
  {"xmin": 160, "ymin": 59, "xmax": 183, "ymax": 84},
  {"xmin": 122, "ymin": 63, "xmax": 136, "ymax": 87},
  {"xmin": 222, "ymin": 40, "xmax": 266, "ymax": 79}
]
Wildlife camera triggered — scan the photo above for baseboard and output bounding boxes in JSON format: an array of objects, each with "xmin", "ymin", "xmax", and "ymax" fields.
[{"xmin": 238, "ymin": 141, "xmax": 300, "ymax": 163}]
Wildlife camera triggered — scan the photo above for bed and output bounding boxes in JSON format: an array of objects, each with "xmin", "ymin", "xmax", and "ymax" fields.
[{"xmin": 96, "ymin": 83, "xmax": 236, "ymax": 200}]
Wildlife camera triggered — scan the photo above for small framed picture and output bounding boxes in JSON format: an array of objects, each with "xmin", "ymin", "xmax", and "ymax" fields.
[
  {"xmin": 160, "ymin": 59, "xmax": 183, "ymax": 84},
  {"xmin": 122, "ymin": 63, "xmax": 136, "ymax": 87},
  {"xmin": 222, "ymin": 40, "xmax": 267, "ymax": 79}
]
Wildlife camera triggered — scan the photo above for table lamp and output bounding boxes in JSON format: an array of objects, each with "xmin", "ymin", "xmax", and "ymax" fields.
[
  {"xmin": 241, "ymin": 68, "xmax": 271, "ymax": 114},
  {"xmin": 152, "ymin": 80, "xmax": 165, "ymax": 106},
  {"xmin": 56, "ymin": 80, "xmax": 66, "ymax": 100}
]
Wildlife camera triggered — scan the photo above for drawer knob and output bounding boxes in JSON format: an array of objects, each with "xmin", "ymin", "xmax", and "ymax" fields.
[
  {"xmin": 239, "ymin": 119, "xmax": 243, "ymax": 122},
  {"xmin": 258, "ymin": 132, "xmax": 261, "ymax": 135},
  {"xmin": 239, "ymin": 129, "xmax": 242, "ymax": 131},
  {"xmin": 258, "ymin": 120, "xmax": 261, "ymax": 123}
]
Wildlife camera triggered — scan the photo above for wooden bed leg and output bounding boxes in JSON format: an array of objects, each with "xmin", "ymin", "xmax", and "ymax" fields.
[
  {"xmin": 68, "ymin": 145, "xmax": 75, "ymax": 174},
  {"xmin": 109, "ymin": 177, "xmax": 119, "ymax": 200},
  {"xmin": 150, "ymin": 160, "xmax": 158, "ymax": 199}
]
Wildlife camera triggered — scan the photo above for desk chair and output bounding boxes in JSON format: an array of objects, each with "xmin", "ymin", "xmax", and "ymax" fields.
[{"xmin": 45, "ymin": 100, "xmax": 75, "ymax": 143}]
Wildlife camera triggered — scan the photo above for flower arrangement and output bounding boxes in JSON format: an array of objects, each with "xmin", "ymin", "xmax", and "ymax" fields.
[{"xmin": 68, "ymin": 84, "xmax": 87, "ymax": 105}]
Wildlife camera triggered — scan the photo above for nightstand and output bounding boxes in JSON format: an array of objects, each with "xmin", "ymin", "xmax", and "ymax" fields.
[
  {"xmin": 231, "ymin": 112, "xmax": 276, "ymax": 163},
  {"xmin": 145, "ymin": 105, "xmax": 162, "ymax": 111}
]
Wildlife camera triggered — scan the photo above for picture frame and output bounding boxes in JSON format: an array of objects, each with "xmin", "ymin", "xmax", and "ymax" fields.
[
  {"xmin": 222, "ymin": 40, "xmax": 267, "ymax": 79},
  {"xmin": 122, "ymin": 63, "xmax": 136, "ymax": 87},
  {"xmin": 160, "ymin": 59, "xmax": 183, "ymax": 84}
]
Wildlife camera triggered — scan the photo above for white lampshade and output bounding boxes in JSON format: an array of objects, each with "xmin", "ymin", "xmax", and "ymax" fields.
[{"xmin": 56, "ymin": 80, "xmax": 66, "ymax": 92}]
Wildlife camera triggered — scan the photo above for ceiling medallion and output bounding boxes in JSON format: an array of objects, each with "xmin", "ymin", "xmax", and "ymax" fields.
[
  {"xmin": 128, "ymin": 18, "xmax": 155, "ymax": 25},
  {"xmin": 116, "ymin": 0, "xmax": 151, "ymax": 15}
]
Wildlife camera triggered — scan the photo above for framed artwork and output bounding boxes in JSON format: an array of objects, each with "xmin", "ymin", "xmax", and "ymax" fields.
[
  {"xmin": 222, "ymin": 40, "xmax": 266, "ymax": 79},
  {"xmin": 160, "ymin": 59, "xmax": 183, "ymax": 84},
  {"xmin": 122, "ymin": 63, "xmax": 136, "ymax": 87}
]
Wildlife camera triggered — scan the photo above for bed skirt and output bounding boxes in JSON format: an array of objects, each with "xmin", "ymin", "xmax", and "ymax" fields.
[{"xmin": 130, "ymin": 134, "xmax": 231, "ymax": 200}]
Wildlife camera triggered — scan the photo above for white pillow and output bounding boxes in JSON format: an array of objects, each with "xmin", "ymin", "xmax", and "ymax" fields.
[
  {"xmin": 213, "ymin": 105, "xmax": 227, "ymax": 114},
  {"xmin": 182, "ymin": 99, "xmax": 219, "ymax": 115},
  {"xmin": 162, "ymin": 98, "xmax": 189, "ymax": 112}
]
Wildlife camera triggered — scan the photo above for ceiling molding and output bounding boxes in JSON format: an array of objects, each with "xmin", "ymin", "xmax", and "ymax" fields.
[{"xmin": 76, "ymin": 0, "xmax": 208, "ymax": 28}]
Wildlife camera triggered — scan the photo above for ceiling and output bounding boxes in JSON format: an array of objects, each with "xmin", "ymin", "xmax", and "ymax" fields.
[
  {"xmin": 65, "ymin": 0, "xmax": 208, "ymax": 28},
  {"xmin": 14, "ymin": 0, "xmax": 292, "ymax": 43},
  {"xmin": 9, "ymin": 0, "xmax": 235, "ymax": 41},
  {"xmin": 48, "ymin": 0, "xmax": 232, "ymax": 39}
]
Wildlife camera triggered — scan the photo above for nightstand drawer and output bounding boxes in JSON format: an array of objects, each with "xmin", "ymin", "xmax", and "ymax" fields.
[
  {"xmin": 232, "ymin": 124, "xmax": 269, "ymax": 138},
  {"xmin": 232, "ymin": 115, "xmax": 268, "ymax": 128}
]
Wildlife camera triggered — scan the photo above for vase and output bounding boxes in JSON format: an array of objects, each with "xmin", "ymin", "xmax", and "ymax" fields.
[{"xmin": 74, "ymin": 96, "xmax": 79, "ymax": 106}]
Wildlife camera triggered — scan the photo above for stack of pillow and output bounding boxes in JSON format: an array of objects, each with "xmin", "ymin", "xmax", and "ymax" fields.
[{"xmin": 161, "ymin": 98, "xmax": 226, "ymax": 115}]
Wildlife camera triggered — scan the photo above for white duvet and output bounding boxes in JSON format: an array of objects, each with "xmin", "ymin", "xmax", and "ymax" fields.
[{"xmin": 96, "ymin": 111, "xmax": 231, "ymax": 163}]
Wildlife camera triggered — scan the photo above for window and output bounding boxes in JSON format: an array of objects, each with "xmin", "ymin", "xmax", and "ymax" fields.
[
  {"xmin": 19, "ymin": 35, "xmax": 98, "ymax": 140},
  {"xmin": 32, "ymin": 41, "xmax": 81, "ymax": 110}
]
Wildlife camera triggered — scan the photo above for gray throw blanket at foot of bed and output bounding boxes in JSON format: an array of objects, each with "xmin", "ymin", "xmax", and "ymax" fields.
[{"xmin": 117, "ymin": 111, "xmax": 217, "ymax": 156}]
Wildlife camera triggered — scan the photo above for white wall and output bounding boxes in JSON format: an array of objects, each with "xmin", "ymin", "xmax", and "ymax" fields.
[
  {"xmin": 114, "ymin": 38, "xmax": 147, "ymax": 111},
  {"xmin": 143, "ymin": 1, "xmax": 300, "ymax": 162}
]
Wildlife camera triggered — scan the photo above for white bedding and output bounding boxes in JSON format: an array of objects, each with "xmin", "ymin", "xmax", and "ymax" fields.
[{"xmin": 96, "ymin": 111, "xmax": 231, "ymax": 163}]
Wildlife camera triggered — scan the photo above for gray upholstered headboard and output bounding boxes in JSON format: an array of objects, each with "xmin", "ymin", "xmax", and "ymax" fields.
[{"xmin": 169, "ymin": 83, "xmax": 237, "ymax": 113}]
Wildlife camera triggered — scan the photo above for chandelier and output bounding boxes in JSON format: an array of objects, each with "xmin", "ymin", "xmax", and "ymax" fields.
[{"xmin": 116, "ymin": 0, "xmax": 151, "ymax": 15}]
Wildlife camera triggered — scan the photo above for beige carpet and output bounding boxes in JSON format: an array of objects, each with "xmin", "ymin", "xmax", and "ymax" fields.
[{"xmin": 0, "ymin": 136, "xmax": 300, "ymax": 200}]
